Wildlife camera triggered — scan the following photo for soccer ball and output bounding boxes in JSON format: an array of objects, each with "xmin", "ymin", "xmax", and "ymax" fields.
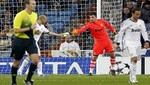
[{"xmin": 62, "ymin": 32, "xmax": 70, "ymax": 37}]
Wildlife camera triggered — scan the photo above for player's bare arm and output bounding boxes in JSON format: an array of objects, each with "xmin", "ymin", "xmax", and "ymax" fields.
[{"xmin": 48, "ymin": 32, "xmax": 62, "ymax": 37}]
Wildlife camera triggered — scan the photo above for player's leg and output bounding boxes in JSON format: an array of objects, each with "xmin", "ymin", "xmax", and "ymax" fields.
[
  {"xmin": 36, "ymin": 43, "xmax": 44, "ymax": 76},
  {"xmin": 127, "ymin": 46, "xmax": 139, "ymax": 83},
  {"xmin": 37, "ymin": 60, "xmax": 43, "ymax": 76},
  {"xmin": 88, "ymin": 44, "xmax": 103, "ymax": 75},
  {"xmin": 10, "ymin": 38, "xmax": 25, "ymax": 85},
  {"xmin": 25, "ymin": 41, "xmax": 39, "ymax": 84},
  {"xmin": 11, "ymin": 60, "xmax": 21, "ymax": 85},
  {"xmin": 18, "ymin": 54, "xmax": 30, "ymax": 76},
  {"xmin": 26, "ymin": 53, "xmax": 39, "ymax": 78},
  {"xmin": 108, "ymin": 52, "xmax": 116, "ymax": 76},
  {"xmin": 106, "ymin": 42, "xmax": 116, "ymax": 76},
  {"xmin": 89, "ymin": 55, "xmax": 98, "ymax": 75}
]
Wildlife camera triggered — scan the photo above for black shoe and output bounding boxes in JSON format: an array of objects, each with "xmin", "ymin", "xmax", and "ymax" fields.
[
  {"xmin": 24, "ymin": 79, "xmax": 33, "ymax": 85},
  {"xmin": 110, "ymin": 69, "xmax": 116, "ymax": 76},
  {"xmin": 88, "ymin": 73, "xmax": 93, "ymax": 76}
]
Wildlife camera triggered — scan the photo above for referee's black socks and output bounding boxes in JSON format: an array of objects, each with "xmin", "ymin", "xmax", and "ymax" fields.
[
  {"xmin": 11, "ymin": 66, "xmax": 18, "ymax": 84},
  {"xmin": 27, "ymin": 63, "xmax": 37, "ymax": 81}
]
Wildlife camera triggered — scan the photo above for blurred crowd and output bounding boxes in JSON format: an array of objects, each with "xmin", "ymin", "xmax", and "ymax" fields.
[{"xmin": 0, "ymin": 0, "xmax": 150, "ymax": 54}]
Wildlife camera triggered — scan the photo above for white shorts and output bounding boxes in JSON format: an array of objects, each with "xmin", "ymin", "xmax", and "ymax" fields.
[
  {"xmin": 25, "ymin": 42, "xmax": 41, "ymax": 56},
  {"xmin": 126, "ymin": 45, "xmax": 141, "ymax": 59}
]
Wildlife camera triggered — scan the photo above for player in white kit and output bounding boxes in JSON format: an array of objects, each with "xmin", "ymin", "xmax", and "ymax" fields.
[
  {"xmin": 18, "ymin": 15, "xmax": 62, "ymax": 76},
  {"xmin": 117, "ymin": 8, "xmax": 149, "ymax": 83}
]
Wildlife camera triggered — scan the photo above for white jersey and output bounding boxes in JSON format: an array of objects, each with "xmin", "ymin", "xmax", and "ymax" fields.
[
  {"xmin": 25, "ymin": 23, "xmax": 49, "ymax": 56},
  {"xmin": 59, "ymin": 41, "xmax": 80, "ymax": 57},
  {"xmin": 34, "ymin": 23, "xmax": 49, "ymax": 42},
  {"xmin": 117, "ymin": 18, "xmax": 148, "ymax": 49}
]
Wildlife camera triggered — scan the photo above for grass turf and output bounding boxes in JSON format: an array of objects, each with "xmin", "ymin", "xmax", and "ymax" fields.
[{"xmin": 0, "ymin": 74, "xmax": 150, "ymax": 85}]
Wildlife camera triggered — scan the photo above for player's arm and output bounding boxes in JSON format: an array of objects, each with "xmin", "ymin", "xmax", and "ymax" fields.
[
  {"xmin": 140, "ymin": 21, "xmax": 149, "ymax": 41},
  {"xmin": 116, "ymin": 21, "xmax": 128, "ymax": 48},
  {"xmin": 71, "ymin": 24, "xmax": 90, "ymax": 35},
  {"xmin": 13, "ymin": 14, "xmax": 36, "ymax": 33},
  {"xmin": 103, "ymin": 19, "xmax": 116, "ymax": 35},
  {"xmin": 48, "ymin": 32, "xmax": 62, "ymax": 37},
  {"xmin": 42, "ymin": 25, "xmax": 62, "ymax": 37}
]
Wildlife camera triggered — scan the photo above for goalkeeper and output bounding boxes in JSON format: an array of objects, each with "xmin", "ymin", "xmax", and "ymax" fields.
[
  {"xmin": 70, "ymin": 12, "xmax": 117, "ymax": 76},
  {"xmin": 17, "ymin": 15, "xmax": 62, "ymax": 77}
]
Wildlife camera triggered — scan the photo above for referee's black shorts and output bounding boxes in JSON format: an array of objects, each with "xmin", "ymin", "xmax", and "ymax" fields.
[{"xmin": 10, "ymin": 37, "xmax": 38, "ymax": 60}]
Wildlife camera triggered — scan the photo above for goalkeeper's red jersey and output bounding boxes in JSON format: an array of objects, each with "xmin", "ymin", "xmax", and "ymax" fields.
[
  {"xmin": 76, "ymin": 19, "xmax": 115, "ymax": 42},
  {"xmin": 76, "ymin": 19, "xmax": 115, "ymax": 55}
]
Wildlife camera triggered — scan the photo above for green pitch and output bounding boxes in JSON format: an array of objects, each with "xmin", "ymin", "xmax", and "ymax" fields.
[{"xmin": 0, "ymin": 74, "xmax": 150, "ymax": 85}]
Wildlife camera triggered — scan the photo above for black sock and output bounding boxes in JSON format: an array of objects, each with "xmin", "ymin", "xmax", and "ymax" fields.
[
  {"xmin": 11, "ymin": 66, "xmax": 18, "ymax": 84},
  {"xmin": 27, "ymin": 63, "xmax": 37, "ymax": 81}
]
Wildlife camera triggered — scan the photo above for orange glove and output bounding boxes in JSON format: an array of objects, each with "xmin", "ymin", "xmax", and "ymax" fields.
[{"xmin": 71, "ymin": 29, "xmax": 78, "ymax": 35}]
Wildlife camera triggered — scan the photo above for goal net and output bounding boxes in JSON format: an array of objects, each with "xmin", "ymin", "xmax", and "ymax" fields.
[
  {"xmin": 0, "ymin": 0, "xmax": 123, "ymax": 74},
  {"xmin": 100, "ymin": 0, "xmax": 123, "ymax": 40}
]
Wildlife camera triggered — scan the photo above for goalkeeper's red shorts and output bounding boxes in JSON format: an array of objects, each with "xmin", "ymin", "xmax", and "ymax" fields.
[{"xmin": 93, "ymin": 41, "xmax": 114, "ymax": 56}]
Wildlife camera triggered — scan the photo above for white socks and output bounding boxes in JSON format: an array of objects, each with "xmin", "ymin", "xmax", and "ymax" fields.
[
  {"xmin": 18, "ymin": 57, "xmax": 30, "ymax": 73},
  {"xmin": 89, "ymin": 59, "xmax": 96, "ymax": 74},
  {"xmin": 37, "ymin": 61, "xmax": 43, "ymax": 75},
  {"xmin": 130, "ymin": 62, "xmax": 137, "ymax": 81},
  {"xmin": 18, "ymin": 57, "xmax": 43, "ymax": 75}
]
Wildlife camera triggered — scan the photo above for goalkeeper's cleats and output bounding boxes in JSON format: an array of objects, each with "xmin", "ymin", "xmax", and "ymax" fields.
[
  {"xmin": 110, "ymin": 69, "xmax": 116, "ymax": 76},
  {"xmin": 88, "ymin": 73, "xmax": 93, "ymax": 76}
]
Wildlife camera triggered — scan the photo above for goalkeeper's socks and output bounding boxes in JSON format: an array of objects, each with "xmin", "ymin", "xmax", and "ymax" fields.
[
  {"xmin": 110, "ymin": 57, "xmax": 116, "ymax": 68},
  {"xmin": 89, "ymin": 59, "xmax": 96, "ymax": 73},
  {"xmin": 37, "ymin": 61, "xmax": 43, "ymax": 75},
  {"xmin": 18, "ymin": 57, "xmax": 30, "ymax": 72},
  {"xmin": 26, "ymin": 63, "xmax": 37, "ymax": 81},
  {"xmin": 11, "ymin": 66, "xmax": 18, "ymax": 84}
]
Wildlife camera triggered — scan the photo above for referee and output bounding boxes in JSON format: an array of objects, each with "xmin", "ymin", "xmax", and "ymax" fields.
[{"xmin": 11, "ymin": 0, "xmax": 39, "ymax": 85}]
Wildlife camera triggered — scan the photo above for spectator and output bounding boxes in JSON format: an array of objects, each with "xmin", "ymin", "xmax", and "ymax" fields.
[
  {"xmin": 0, "ymin": 0, "xmax": 13, "ymax": 17},
  {"xmin": 143, "ymin": 41, "xmax": 150, "ymax": 49},
  {"xmin": 59, "ymin": 36, "xmax": 81, "ymax": 57},
  {"xmin": 0, "ymin": 35, "xmax": 12, "ymax": 51},
  {"xmin": 13, "ymin": 0, "xmax": 24, "ymax": 14},
  {"xmin": 123, "ymin": 6, "xmax": 132, "ymax": 21},
  {"xmin": 141, "ymin": 1, "xmax": 150, "ymax": 24},
  {"xmin": 126, "ymin": 1, "xmax": 134, "ymax": 11},
  {"xmin": 2, "ymin": 10, "xmax": 13, "ymax": 28},
  {"xmin": 0, "ymin": 25, "xmax": 12, "ymax": 51}
]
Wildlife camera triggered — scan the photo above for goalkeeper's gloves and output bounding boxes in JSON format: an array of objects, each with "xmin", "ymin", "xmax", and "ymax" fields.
[
  {"xmin": 62, "ymin": 29, "xmax": 78, "ymax": 37},
  {"xmin": 71, "ymin": 29, "xmax": 78, "ymax": 35}
]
